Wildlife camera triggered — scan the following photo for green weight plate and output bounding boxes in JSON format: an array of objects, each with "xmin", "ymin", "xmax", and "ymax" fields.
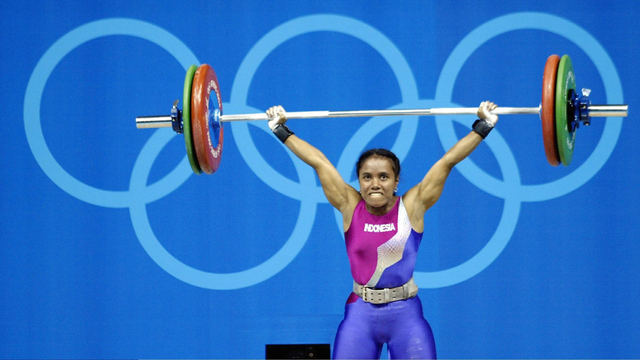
[
  {"xmin": 183, "ymin": 65, "xmax": 202, "ymax": 174},
  {"xmin": 555, "ymin": 55, "xmax": 576, "ymax": 166}
]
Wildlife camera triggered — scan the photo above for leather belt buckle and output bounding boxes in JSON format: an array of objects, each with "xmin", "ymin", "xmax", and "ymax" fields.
[
  {"xmin": 363, "ymin": 287, "xmax": 382, "ymax": 304},
  {"xmin": 355, "ymin": 278, "xmax": 418, "ymax": 304}
]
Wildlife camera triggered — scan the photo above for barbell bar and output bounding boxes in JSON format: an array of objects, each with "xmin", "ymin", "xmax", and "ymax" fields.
[
  {"xmin": 136, "ymin": 105, "xmax": 626, "ymax": 126},
  {"xmin": 135, "ymin": 54, "xmax": 628, "ymax": 174}
]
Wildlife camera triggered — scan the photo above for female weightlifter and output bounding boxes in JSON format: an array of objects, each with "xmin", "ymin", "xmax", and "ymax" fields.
[{"xmin": 266, "ymin": 101, "xmax": 499, "ymax": 359}]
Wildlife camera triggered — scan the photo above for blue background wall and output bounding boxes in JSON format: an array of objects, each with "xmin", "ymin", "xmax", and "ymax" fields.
[{"xmin": 2, "ymin": 1, "xmax": 639, "ymax": 358}]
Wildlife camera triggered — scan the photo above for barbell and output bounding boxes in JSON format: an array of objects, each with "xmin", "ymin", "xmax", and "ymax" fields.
[{"xmin": 135, "ymin": 54, "xmax": 628, "ymax": 174}]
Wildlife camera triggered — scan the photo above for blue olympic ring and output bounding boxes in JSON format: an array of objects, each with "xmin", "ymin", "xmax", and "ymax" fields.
[
  {"xmin": 227, "ymin": 14, "xmax": 420, "ymax": 203},
  {"xmin": 23, "ymin": 18, "xmax": 198, "ymax": 208},
  {"xmin": 23, "ymin": 13, "xmax": 624, "ymax": 290},
  {"xmin": 128, "ymin": 124, "xmax": 317, "ymax": 289},
  {"xmin": 21, "ymin": 18, "xmax": 316, "ymax": 290},
  {"xmin": 417, "ymin": 12, "xmax": 625, "ymax": 287},
  {"xmin": 435, "ymin": 12, "xmax": 624, "ymax": 203}
]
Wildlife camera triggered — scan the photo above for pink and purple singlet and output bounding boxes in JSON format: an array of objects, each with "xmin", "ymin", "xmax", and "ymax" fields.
[{"xmin": 333, "ymin": 197, "xmax": 436, "ymax": 359}]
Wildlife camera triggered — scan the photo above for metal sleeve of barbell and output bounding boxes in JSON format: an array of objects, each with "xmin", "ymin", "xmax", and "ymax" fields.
[
  {"xmin": 219, "ymin": 107, "xmax": 541, "ymax": 122},
  {"xmin": 587, "ymin": 104, "xmax": 628, "ymax": 117},
  {"xmin": 136, "ymin": 115, "xmax": 173, "ymax": 129}
]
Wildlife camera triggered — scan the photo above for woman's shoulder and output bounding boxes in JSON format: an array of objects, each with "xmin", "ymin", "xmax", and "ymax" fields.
[
  {"xmin": 400, "ymin": 188, "xmax": 418, "ymax": 207},
  {"xmin": 401, "ymin": 189, "xmax": 426, "ymax": 232}
]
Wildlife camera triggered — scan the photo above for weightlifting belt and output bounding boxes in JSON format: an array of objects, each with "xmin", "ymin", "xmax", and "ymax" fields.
[{"xmin": 353, "ymin": 277, "xmax": 418, "ymax": 304}]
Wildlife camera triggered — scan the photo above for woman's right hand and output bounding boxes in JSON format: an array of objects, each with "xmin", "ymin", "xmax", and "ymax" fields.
[{"xmin": 266, "ymin": 105, "xmax": 287, "ymax": 131}]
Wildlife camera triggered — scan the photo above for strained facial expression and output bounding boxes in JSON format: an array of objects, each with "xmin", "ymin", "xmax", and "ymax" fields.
[{"xmin": 358, "ymin": 156, "xmax": 399, "ymax": 211}]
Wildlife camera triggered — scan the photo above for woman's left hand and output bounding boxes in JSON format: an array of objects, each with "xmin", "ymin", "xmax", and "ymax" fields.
[{"xmin": 477, "ymin": 101, "xmax": 499, "ymax": 126}]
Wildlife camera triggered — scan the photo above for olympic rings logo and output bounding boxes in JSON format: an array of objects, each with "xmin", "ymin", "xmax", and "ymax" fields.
[{"xmin": 24, "ymin": 13, "xmax": 624, "ymax": 290}]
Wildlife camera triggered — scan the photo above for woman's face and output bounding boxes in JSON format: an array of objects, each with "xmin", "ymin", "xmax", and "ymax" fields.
[{"xmin": 358, "ymin": 156, "xmax": 399, "ymax": 214}]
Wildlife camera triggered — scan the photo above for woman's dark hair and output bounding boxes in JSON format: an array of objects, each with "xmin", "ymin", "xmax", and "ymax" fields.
[{"xmin": 356, "ymin": 149, "xmax": 401, "ymax": 178}]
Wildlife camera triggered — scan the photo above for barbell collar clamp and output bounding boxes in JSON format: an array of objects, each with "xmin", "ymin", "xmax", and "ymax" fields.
[{"xmin": 170, "ymin": 100, "xmax": 183, "ymax": 134}]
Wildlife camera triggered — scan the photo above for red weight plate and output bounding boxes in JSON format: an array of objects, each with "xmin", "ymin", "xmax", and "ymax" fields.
[
  {"xmin": 191, "ymin": 64, "xmax": 224, "ymax": 174},
  {"xmin": 541, "ymin": 54, "xmax": 561, "ymax": 166}
]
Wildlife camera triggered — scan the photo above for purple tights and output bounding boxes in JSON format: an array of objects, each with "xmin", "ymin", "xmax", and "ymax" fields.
[{"xmin": 333, "ymin": 296, "xmax": 436, "ymax": 359}]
